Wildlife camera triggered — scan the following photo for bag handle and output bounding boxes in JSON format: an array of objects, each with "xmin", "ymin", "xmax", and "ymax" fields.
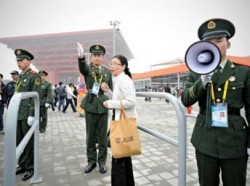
[{"xmin": 119, "ymin": 101, "xmax": 128, "ymax": 120}]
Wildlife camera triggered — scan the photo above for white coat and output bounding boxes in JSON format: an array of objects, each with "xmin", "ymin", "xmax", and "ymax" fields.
[{"xmin": 106, "ymin": 72, "xmax": 138, "ymax": 120}]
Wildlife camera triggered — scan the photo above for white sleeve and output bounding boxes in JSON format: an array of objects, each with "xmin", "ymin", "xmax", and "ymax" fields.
[{"xmin": 106, "ymin": 79, "xmax": 136, "ymax": 109}]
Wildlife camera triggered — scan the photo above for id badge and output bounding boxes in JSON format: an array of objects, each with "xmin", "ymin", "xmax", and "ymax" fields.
[
  {"xmin": 211, "ymin": 103, "xmax": 228, "ymax": 128},
  {"xmin": 91, "ymin": 82, "xmax": 100, "ymax": 96}
]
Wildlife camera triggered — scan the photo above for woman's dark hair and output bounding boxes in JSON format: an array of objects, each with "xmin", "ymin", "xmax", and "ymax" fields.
[{"xmin": 112, "ymin": 55, "xmax": 132, "ymax": 79}]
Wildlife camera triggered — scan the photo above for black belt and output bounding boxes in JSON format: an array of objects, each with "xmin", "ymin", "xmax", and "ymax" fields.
[{"xmin": 199, "ymin": 107, "xmax": 240, "ymax": 116}]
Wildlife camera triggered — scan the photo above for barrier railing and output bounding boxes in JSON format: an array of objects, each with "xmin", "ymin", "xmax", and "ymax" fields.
[
  {"xmin": 136, "ymin": 92, "xmax": 186, "ymax": 186},
  {"xmin": 3, "ymin": 92, "xmax": 42, "ymax": 185}
]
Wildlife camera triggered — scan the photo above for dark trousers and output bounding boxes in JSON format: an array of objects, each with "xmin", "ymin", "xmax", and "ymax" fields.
[
  {"xmin": 111, "ymin": 156, "xmax": 135, "ymax": 186},
  {"xmin": 40, "ymin": 106, "xmax": 48, "ymax": 131},
  {"xmin": 49, "ymin": 101, "xmax": 55, "ymax": 111},
  {"xmin": 16, "ymin": 119, "xmax": 34, "ymax": 170},
  {"xmin": 0, "ymin": 103, "xmax": 4, "ymax": 130},
  {"xmin": 57, "ymin": 98, "xmax": 65, "ymax": 111},
  {"xmin": 54, "ymin": 96, "xmax": 58, "ymax": 106},
  {"xmin": 196, "ymin": 150, "xmax": 248, "ymax": 186},
  {"xmin": 63, "ymin": 98, "xmax": 76, "ymax": 112},
  {"xmin": 73, "ymin": 97, "xmax": 77, "ymax": 107},
  {"xmin": 85, "ymin": 112, "xmax": 108, "ymax": 165}
]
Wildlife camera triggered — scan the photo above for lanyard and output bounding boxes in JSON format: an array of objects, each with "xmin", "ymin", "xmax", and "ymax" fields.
[
  {"xmin": 94, "ymin": 71, "xmax": 103, "ymax": 83},
  {"xmin": 210, "ymin": 80, "xmax": 229, "ymax": 104}
]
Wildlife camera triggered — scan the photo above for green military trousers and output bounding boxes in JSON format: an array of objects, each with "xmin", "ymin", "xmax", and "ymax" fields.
[
  {"xmin": 16, "ymin": 119, "xmax": 34, "ymax": 169},
  {"xmin": 196, "ymin": 150, "xmax": 248, "ymax": 186},
  {"xmin": 40, "ymin": 106, "xmax": 48, "ymax": 132},
  {"xmin": 85, "ymin": 111, "xmax": 108, "ymax": 165}
]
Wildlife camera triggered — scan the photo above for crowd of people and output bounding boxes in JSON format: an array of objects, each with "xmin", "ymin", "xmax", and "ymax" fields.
[{"xmin": 0, "ymin": 17, "xmax": 249, "ymax": 186}]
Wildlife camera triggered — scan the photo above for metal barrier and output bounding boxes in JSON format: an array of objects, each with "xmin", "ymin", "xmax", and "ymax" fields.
[
  {"xmin": 3, "ymin": 92, "xmax": 42, "ymax": 186},
  {"xmin": 136, "ymin": 92, "xmax": 186, "ymax": 186}
]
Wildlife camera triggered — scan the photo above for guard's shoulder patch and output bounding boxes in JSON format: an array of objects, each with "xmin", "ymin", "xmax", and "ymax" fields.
[
  {"xmin": 29, "ymin": 70, "xmax": 37, "ymax": 74},
  {"xmin": 35, "ymin": 78, "xmax": 41, "ymax": 85},
  {"xmin": 101, "ymin": 66, "xmax": 108, "ymax": 70}
]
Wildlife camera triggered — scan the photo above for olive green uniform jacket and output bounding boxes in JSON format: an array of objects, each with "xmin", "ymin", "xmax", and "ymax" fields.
[
  {"xmin": 40, "ymin": 80, "xmax": 52, "ymax": 106},
  {"xmin": 181, "ymin": 60, "xmax": 250, "ymax": 159},
  {"xmin": 15, "ymin": 68, "xmax": 42, "ymax": 120},
  {"xmin": 78, "ymin": 58, "xmax": 113, "ymax": 113},
  {"xmin": 15, "ymin": 68, "xmax": 42, "ymax": 169}
]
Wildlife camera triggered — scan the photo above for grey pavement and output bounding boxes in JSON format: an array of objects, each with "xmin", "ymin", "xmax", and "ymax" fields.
[{"xmin": 0, "ymin": 97, "xmax": 250, "ymax": 186}]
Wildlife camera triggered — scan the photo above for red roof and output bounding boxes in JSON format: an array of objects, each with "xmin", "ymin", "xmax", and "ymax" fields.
[{"xmin": 132, "ymin": 56, "xmax": 250, "ymax": 80}]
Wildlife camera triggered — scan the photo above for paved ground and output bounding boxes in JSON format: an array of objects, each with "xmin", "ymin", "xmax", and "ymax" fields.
[{"xmin": 0, "ymin": 97, "xmax": 249, "ymax": 186}]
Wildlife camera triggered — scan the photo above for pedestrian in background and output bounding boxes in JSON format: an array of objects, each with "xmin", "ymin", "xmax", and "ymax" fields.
[
  {"xmin": 144, "ymin": 86, "xmax": 151, "ymax": 102},
  {"xmin": 38, "ymin": 70, "xmax": 52, "ymax": 133},
  {"xmin": 62, "ymin": 83, "xmax": 77, "ymax": 113},
  {"xmin": 53, "ymin": 84, "xmax": 58, "ymax": 107},
  {"xmin": 170, "ymin": 85, "xmax": 176, "ymax": 96},
  {"xmin": 164, "ymin": 85, "xmax": 171, "ymax": 103},
  {"xmin": 0, "ymin": 73, "xmax": 5, "ymax": 134},
  {"xmin": 102, "ymin": 55, "xmax": 137, "ymax": 186},
  {"xmin": 56, "ymin": 82, "xmax": 66, "ymax": 111},
  {"xmin": 72, "ymin": 83, "xmax": 78, "ymax": 107},
  {"xmin": 3, "ymin": 70, "xmax": 19, "ymax": 107}
]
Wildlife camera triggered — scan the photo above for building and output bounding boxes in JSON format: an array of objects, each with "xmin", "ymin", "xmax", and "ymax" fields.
[
  {"xmin": 133, "ymin": 56, "xmax": 250, "ymax": 92},
  {"xmin": 0, "ymin": 29, "xmax": 134, "ymax": 84}
]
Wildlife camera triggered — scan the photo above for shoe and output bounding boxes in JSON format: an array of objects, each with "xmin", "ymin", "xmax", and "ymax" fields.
[
  {"xmin": 84, "ymin": 163, "xmax": 96, "ymax": 173},
  {"xmin": 16, "ymin": 167, "xmax": 26, "ymax": 175},
  {"xmin": 99, "ymin": 164, "xmax": 107, "ymax": 174},
  {"xmin": 22, "ymin": 170, "xmax": 34, "ymax": 181}
]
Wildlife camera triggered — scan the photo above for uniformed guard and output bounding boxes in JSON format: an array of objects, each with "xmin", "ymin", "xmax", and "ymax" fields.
[
  {"xmin": 77, "ymin": 43, "xmax": 112, "ymax": 174},
  {"xmin": 38, "ymin": 70, "xmax": 52, "ymax": 133},
  {"xmin": 14, "ymin": 49, "xmax": 42, "ymax": 181},
  {"xmin": 181, "ymin": 18, "xmax": 250, "ymax": 186},
  {"xmin": 3, "ymin": 70, "xmax": 19, "ymax": 107}
]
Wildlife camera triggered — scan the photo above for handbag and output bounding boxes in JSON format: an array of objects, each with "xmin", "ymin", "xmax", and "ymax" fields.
[{"xmin": 110, "ymin": 106, "xmax": 141, "ymax": 158}]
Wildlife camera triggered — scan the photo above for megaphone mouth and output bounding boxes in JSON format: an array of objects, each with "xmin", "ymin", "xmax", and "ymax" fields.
[
  {"xmin": 185, "ymin": 41, "xmax": 221, "ymax": 74},
  {"xmin": 197, "ymin": 50, "xmax": 214, "ymax": 64}
]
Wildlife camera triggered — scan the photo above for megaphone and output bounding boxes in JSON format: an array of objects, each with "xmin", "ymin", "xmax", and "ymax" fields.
[{"xmin": 185, "ymin": 41, "xmax": 221, "ymax": 74}]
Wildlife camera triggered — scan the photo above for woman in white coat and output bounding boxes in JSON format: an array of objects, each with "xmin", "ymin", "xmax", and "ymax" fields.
[{"xmin": 102, "ymin": 55, "xmax": 137, "ymax": 186}]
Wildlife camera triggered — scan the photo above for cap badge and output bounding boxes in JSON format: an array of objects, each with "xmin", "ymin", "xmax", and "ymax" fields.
[
  {"xmin": 16, "ymin": 50, "xmax": 21, "ymax": 55},
  {"xmin": 207, "ymin": 21, "xmax": 216, "ymax": 29},
  {"xmin": 95, "ymin": 45, "xmax": 100, "ymax": 50}
]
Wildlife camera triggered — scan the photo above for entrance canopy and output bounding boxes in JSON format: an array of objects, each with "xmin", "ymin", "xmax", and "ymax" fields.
[{"xmin": 0, "ymin": 29, "xmax": 133, "ymax": 84}]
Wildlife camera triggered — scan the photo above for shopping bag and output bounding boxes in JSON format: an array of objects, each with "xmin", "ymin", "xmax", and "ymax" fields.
[{"xmin": 110, "ymin": 108, "xmax": 141, "ymax": 158}]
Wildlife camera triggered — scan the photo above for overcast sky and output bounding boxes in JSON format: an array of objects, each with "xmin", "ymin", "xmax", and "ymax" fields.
[{"xmin": 0, "ymin": 0, "xmax": 249, "ymax": 79}]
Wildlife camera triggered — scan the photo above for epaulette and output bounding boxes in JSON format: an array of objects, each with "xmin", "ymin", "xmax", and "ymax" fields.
[
  {"xmin": 232, "ymin": 61, "xmax": 249, "ymax": 68},
  {"xmin": 101, "ymin": 66, "xmax": 108, "ymax": 70},
  {"xmin": 29, "ymin": 70, "xmax": 37, "ymax": 74}
]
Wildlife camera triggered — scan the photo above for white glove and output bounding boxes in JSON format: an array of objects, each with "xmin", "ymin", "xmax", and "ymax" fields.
[
  {"xmin": 247, "ymin": 148, "xmax": 250, "ymax": 156},
  {"xmin": 45, "ymin": 103, "xmax": 50, "ymax": 108},
  {"xmin": 201, "ymin": 72, "xmax": 214, "ymax": 87},
  {"xmin": 27, "ymin": 116, "xmax": 35, "ymax": 126},
  {"xmin": 77, "ymin": 42, "xmax": 84, "ymax": 58}
]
